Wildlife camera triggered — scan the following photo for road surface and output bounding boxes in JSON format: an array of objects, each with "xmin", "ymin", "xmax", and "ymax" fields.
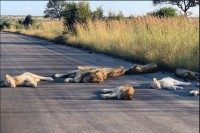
[{"xmin": 0, "ymin": 32, "xmax": 199, "ymax": 133}]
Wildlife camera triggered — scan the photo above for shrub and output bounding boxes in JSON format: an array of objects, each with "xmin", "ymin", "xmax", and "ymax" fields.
[
  {"xmin": 92, "ymin": 6, "xmax": 104, "ymax": 20},
  {"xmin": 0, "ymin": 19, "xmax": 12, "ymax": 30},
  {"xmin": 147, "ymin": 7, "xmax": 178, "ymax": 17},
  {"xmin": 23, "ymin": 15, "xmax": 35, "ymax": 26},
  {"xmin": 63, "ymin": 1, "xmax": 91, "ymax": 34},
  {"xmin": 108, "ymin": 10, "xmax": 125, "ymax": 20}
]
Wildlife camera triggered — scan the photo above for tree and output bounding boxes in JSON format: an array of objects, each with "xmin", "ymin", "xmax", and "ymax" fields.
[
  {"xmin": 63, "ymin": 2, "xmax": 92, "ymax": 34},
  {"xmin": 108, "ymin": 10, "xmax": 125, "ymax": 20},
  {"xmin": 44, "ymin": 0, "xmax": 66, "ymax": 20},
  {"xmin": 116, "ymin": 11, "xmax": 125, "ymax": 20},
  {"xmin": 92, "ymin": 6, "xmax": 104, "ymax": 20},
  {"xmin": 23, "ymin": 15, "xmax": 35, "ymax": 26},
  {"xmin": 153, "ymin": 0, "xmax": 199, "ymax": 16},
  {"xmin": 147, "ymin": 7, "xmax": 178, "ymax": 17}
]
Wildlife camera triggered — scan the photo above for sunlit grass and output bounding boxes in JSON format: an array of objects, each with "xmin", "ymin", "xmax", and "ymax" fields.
[
  {"xmin": 6, "ymin": 21, "xmax": 63, "ymax": 40},
  {"xmin": 68, "ymin": 17, "xmax": 199, "ymax": 71},
  {"xmin": 5, "ymin": 16, "xmax": 199, "ymax": 71}
]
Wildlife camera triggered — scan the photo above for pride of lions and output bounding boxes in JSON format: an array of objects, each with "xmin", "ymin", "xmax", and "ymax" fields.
[{"xmin": 2, "ymin": 63, "xmax": 199, "ymax": 99}]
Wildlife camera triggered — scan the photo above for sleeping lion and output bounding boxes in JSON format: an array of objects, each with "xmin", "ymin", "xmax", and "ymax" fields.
[
  {"xmin": 101, "ymin": 84, "xmax": 135, "ymax": 100},
  {"xmin": 54, "ymin": 66, "xmax": 125, "ymax": 83},
  {"xmin": 148, "ymin": 77, "xmax": 191, "ymax": 90},
  {"xmin": 175, "ymin": 68, "xmax": 199, "ymax": 81},
  {"xmin": 2, "ymin": 72, "xmax": 53, "ymax": 88},
  {"xmin": 125, "ymin": 63, "xmax": 158, "ymax": 74},
  {"xmin": 189, "ymin": 89, "xmax": 199, "ymax": 96}
]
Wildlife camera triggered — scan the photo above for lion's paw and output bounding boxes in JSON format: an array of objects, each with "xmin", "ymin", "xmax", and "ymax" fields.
[
  {"xmin": 53, "ymin": 74, "xmax": 62, "ymax": 78},
  {"xmin": 100, "ymin": 94, "xmax": 106, "ymax": 99},
  {"xmin": 187, "ymin": 82, "xmax": 191, "ymax": 86},
  {"xmin": 64, "ymin": 78, "xmax": 74, "ymax": 83}
]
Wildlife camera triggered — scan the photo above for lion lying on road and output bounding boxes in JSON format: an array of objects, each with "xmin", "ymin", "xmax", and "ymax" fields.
[
  {"xmin": 2, "ymin": 72, "xmax": 53, "ymax": 88},
  {"xmin": 125, "ymin": 63, "xmax": 158, "ymax": 74},
  {"xmin": 175, "ymin": 68, "xmax": 199, "ymax": 81},
  {"xmin": 101, "ymin": 84, "xmax": 135, "ymax": 100},
  {"xmin": 189, "ymin": 89, "xmax": 199, "ymax": 96},
  {"xmin": 148, "ymin": 77, "xmax": 191, "ymax": 90},
  {"xmin": 54, "ymin": 66, "xmax": 125, "ymax": 83}
]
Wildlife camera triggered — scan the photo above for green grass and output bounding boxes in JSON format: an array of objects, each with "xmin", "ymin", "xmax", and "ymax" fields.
[{"xmin": 5, "ymin": 16, "xmax": 199, "ymax": 71}]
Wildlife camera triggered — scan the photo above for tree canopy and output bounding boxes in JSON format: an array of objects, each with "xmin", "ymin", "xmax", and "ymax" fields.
[
  {"xmin": 153, "ymin": 0, "xmax": 199, "ymax": 16},
  {"xmin": 44, "ymin": 0, "xmax": 66, "ymax": 20}
]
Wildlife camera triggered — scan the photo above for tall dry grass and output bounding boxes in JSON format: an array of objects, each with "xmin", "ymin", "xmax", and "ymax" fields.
[
  {"xmin": 7, "ymin": 20, "xmax": 63, "ymax": 40},
  {"xmin": 5, "ymin": 16, "xmax": 199, "ymax": 71},
  {"xmin": 68, "ymin": 17, "xmax": 199, "ymax": 71}
]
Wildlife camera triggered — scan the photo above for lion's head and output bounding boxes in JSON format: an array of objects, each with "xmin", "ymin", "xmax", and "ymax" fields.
[
  {"xmin": 148, "ymin": 78, "xmax": 161, "ymax": 89},
  {"xmin": 4, "ymin": 74, "xmax": 16, "ymax": 88},
  {"xmin": 83, "ymin": 70, "xmax": 107, "ymax": 83},
  {"xmin": 184, "ymin": 72, "xmax": 199, "ymax": 80},
  {"xmin": 118, "ymin": 85, "xmax": 135, "ymax": 100}
]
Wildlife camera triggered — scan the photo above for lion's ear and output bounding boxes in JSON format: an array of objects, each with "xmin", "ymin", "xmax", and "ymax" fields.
[
  {"xmin": 183, "ymin": 72, "xmax": 189, "ymax": 77},
  {"xmin": 153, "ymin": 78, "xmax": 157, "ymax": 82},
  {"xmin": 6, "ymin": 74, "xmax": 11, "ymax": 79}
]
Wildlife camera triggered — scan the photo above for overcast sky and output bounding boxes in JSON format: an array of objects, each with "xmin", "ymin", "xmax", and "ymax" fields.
[{"xmin": 1, "ymin": 1, "xmax": 199, "ymax": 17}]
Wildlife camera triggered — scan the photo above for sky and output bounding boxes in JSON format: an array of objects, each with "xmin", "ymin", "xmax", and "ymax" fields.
[{"xmin": 1, "ymin": 1, "xmax": 199, "ymax": 17}]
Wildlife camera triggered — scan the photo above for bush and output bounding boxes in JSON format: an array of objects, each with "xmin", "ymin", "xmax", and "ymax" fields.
[
  {"xmin": 22, "ymin": 15, "xmax": 38, "ymax": 29},
  {"xmin": 108, "ymin": 10, "xmax": 125, "ymax": 20},
  {"xmin": 63, "ymin": 1, "xmax": 91, "ymax": 34},
  {"xmin": 23, "ymin": 15, "xmax": 35, "ymax": 26},
  {"xmin": 0, "ymin": 19, "xmax": 12, "ymax": 30},
  {"xmin": 147, "ymin": 7, "xmax": 178, "ymax": 17},
  {"xmin": 92, "ymin": 6, "xmax": 104, "ymax": 20}
]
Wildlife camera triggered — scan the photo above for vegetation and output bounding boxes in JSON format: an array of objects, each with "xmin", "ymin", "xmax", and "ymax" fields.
[
  {"xmin": 23, "ymin": 15, "xmax": 36, "ymax": 26},
  {"xmin": 0, "ymin": 19, "xmax": 12, "ymax": 30},
  {"xmin": 44, "ymin": 0, "xmax": 66, "ymax": 20},
  {"xmin": 4, "ymin": 16, "xmax": 199, "ymax": 71},
  {"xmin": 2, "ymin": 1, "xmax": 199, "ymax": 71},
  {"xmin": 68, "ymin": 17, "xmax": 199, "ymax": 71},
  {"xmin": 91, "ymin": 6, "xmax": 104, "ymax": 20},
  {"xmin": 108, "ymin": 10, "xmax": 125, "ymax": 20},
  {"xmin": 63, "ymin": 1, "xmax": 91, "ymax": 34},
  {"xmin": 147, "ymin": 7, "xmax": 178, "ymax": 17},
  {"xmin": 153, "ymin": 0, "xmax": 199, "ymax": 16}
]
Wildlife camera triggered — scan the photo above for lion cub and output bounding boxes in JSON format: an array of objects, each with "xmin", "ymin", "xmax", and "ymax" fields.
[
  {"xmin": 3, "ymin": 72, "xmax": 53, "ymax": 88},
  {"xmin": 101, "ymin": 84, "xmax": 135, "ymax": 100},
  {"xmin": 148, "ymin": 77, "xmax": 191, "ymax": 90}
]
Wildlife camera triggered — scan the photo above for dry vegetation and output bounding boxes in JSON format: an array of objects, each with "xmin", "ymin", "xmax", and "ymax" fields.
[{"xmin": 5, "ymin": 16, "xmax": 199, "ymax": 71}]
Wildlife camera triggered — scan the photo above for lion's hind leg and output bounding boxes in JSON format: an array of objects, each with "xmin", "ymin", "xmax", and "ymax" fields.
[
  {"xmin": 174, "ymin": 81, "xmax": 191, "ymax": 86},
  {"xmin": 77, "ymin": 66, "xmax": 99, "ymax": 71},
  {"xmin": 24, "ymin": 72, "xmax": 53, "ymax": 81},
  {"xmin": 25, "ymin": 78, "xmax": 38, "ymax": 87},
  {"xmin": 101, "ymin": 92, "xmax": 118, "ymax": 99},
  {"xmin": 102, "ymin": 88, "xmax": 117, "ymax": 93},
  {"xmin": 54, "ymin": 70, "xmax": 79, "ymax": 79}
]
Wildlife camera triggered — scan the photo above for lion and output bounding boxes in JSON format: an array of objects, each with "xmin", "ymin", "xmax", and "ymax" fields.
[
  {"xmin": 2, "ymin": 72, "xmax": 53, "ymax": 88},
  {"xmin": 77, "ymin": 66, "xmax": 125, "ymax": 77},
  {"xmin": 175, "ymin": 68, "xmax": 199, "ymax": 81},
  {"xmin": 189, "ymin": 89, "xmax": 199, "ymax": 96},
  {"xmin": 101, "ymin": 84, "xmax": 135, "ymax": 100},
  {"xmin": 125, "ymin": 63, "xmax": 158, "ymax": 74},
  {"xmin": 54, "ymin": 66, "xmax": 125, "ymax": 83},
  {"xmin": 148, "ymin": 77, "xmax": 191, "ymax": 90}
]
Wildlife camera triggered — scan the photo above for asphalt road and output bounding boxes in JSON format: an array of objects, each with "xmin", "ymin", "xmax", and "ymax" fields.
[{"xmin": 0, "ymin": 32, "xmax": 199, "ymax": 133}]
